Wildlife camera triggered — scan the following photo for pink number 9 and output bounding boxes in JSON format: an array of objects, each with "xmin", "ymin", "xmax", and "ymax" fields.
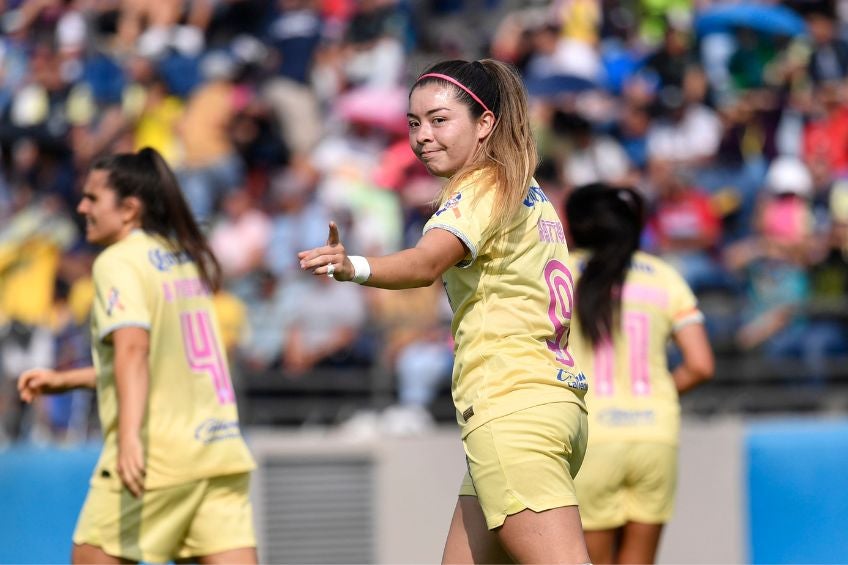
[
  {"xmin": 544, "ymin": 259, "xmax": 575, "ymax": 367},
  {"xmin": 180, "ymin": 310, "xmax": 235, "ymax": 405}
]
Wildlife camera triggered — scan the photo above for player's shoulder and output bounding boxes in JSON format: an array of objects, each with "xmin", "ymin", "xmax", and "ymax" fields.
[
  {"xmin": 565, "ymin": 249, "xmax": 588, "ymax": 272},
  {"xmin": 94, "ymin": 232, "xmax": 139, "ymax": 266},
  {"xmin": 631, "ymin": 251, "xmax": 691, "ymax": 290},
  {"xmin": 94, "ymin": 231, "xmax": 165, "ymax": 274},
  {"xmin": 630, "ymin": 251, "xmax": 671, "ymax": 276}
]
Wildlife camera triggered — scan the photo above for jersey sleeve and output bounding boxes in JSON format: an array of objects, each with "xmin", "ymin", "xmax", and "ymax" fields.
[
  {"xmin": 422, "ymin": 180, "xmax": 495, "ymax": 268},
  {"xmin": 665, "ymin": 264, "xmax": 704, "ymax": 332},
  {"xmin": 92, "ymin": 251, "xmax": 151, "ymax": 342}
]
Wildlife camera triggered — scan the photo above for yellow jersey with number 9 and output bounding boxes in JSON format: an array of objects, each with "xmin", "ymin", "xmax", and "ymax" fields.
[
  {"xmin": 424, "ymin": 174, "xmax": 587, "ymax": 437},
  {"xmin": 89, "ymin": 230, "xmax": 254, "ymax": 490}
]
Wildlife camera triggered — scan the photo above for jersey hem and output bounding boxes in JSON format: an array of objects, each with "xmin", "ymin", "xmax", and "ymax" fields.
[
  {"xmin": 89, "ymin": 462, "xmax": 257, "ymax": 491},
  {"xmin": 459, "ymin": 395, "xmax": 587, "ymax": 439},
  {"xmin": 97, "ymin": 321, "xmax": 152, "ymax": 341}
]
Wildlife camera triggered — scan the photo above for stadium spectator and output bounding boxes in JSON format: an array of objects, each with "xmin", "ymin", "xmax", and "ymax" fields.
[
  {"xmin": 280, "ymin": 271, "xmax": 369, "ymax": 377},
  {"xmin": 725, "ymin": 156, "xmax": 844, "ymax": 381},
  {"xmin": 550, "ymin": 110, "xmax": 633, "ymax": 188},
  {"xmin": 370, "ymin": 282, "xmax": 453, "ymax": 435},
  {"xmin": 176, "ymin": 50, "xmax": 246, "ymax": 225},
  {"xmin": 209, "ymin": 187, "xmax": 272, "ymax": 291},
  {"xmin": 646, "ymin": 159, "xmax": 727, "ymax": 292},
  {"xmin": 805, "ymin": 8, "xmax": 848, "ymax": 84}
]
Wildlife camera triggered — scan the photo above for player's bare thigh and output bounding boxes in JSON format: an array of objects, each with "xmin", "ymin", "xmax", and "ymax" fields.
[
  {"xmin": 72, "ymin": 543, "xmax": 134, "ymax": 564},
  {"xmin": 176, "ymin": 546, "xmax": 258, "ymax": 565},
  {"xmin": 497, "ymin": 506, "xmax": 590, "ymax": 564},
  {"xmin": 442, "ymin": 496, "xmax": 511, "ymax": 564}
]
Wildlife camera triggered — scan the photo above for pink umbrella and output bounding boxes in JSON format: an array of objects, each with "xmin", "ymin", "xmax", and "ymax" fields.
[{"xmin": 335, "ymin": 85, "xmax": 409, "ymax": 135}]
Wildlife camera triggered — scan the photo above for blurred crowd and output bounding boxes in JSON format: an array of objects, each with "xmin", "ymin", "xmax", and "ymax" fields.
[{"xmin": 3, "ymin": 0, "xmax": 848, "ymax": 444}]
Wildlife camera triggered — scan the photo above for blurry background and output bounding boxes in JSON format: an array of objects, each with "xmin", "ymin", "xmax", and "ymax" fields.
[{"xmin": 0, "ymin": 0, "xmax": 847, "ymax": 562}]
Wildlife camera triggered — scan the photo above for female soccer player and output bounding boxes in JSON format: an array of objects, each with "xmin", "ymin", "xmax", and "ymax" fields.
[
  {"xmin": 18, "ymin": 148, "xmax": 257, "ymax": 564},
  {"xmin": 299, "ymin": 59, "xmax": 590, "ymax": 563},
  {"xmin": 565, "ymin": 184, "xmax": 714, "ymax": 564}
]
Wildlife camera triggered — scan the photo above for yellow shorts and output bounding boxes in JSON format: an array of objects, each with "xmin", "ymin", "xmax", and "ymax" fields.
[
  {"xmin": 574, "ymin": 442, "xmax": 677, "ymax": 530},
  {"xmin": 459, "ymin": 401, "xmax": 588, "ymax": 530},
  {"xmin": 73, "ymin": 472, "xmax": 255, "ymax": 563}
]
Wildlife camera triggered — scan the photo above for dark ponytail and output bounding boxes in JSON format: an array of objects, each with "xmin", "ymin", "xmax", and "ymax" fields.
[
  {"xmin": 91, "ymin": 147, "xmax": 222, "ymax": 292},
  {"xmin": 565, "ymin": 184, "xmax": 644, "ymax": 346}
]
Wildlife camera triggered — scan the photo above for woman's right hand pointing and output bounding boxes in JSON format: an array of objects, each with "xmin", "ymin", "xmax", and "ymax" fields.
[{"xmin": 298, "ymin": 221, "xmax": 354, "ymax": 281}]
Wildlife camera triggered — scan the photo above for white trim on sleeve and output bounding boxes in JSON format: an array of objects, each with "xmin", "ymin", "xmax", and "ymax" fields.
[{"xmin": 423, "ymin": 224, "xmax": 478, "ymax": 268}]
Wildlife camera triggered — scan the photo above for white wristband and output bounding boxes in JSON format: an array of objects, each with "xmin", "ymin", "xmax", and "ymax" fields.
[{"xmin": 349, "ymin": 255, "xmax": 371, "ymax": 284}]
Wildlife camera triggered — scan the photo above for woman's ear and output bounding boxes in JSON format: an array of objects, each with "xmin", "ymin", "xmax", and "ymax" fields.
[
  {"xmin": 476, "ymin": 110, "xmax": 496, "ymax": 141},
  {"xmin": 120, "ymin": 195, "xmax": 143, "ymax": 225}
]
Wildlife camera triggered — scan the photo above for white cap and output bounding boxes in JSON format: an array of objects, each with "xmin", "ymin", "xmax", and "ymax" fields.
[
  {"xmin": 766, "ymin": 156, "xmax": 813, "ymax": 197},
  {"xmin": 57, "ymin": 11, "xmax": 86, "ymax": 53},
  {"xmin": 200, "ymin": 51, "xmax": 236, "ymax": 81}
]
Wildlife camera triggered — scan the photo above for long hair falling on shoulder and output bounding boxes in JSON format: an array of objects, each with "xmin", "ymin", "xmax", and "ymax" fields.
[
  {"xmin": 414, "ymin": 59, "xmax": 537, "ymax": 237},
  {"xmin": 565, "ymin": 184, "xmax": 645, "ymax": 346},
  {"xmin": 90, "ymin": 147, "xmax": 223, "ymax": 292}
]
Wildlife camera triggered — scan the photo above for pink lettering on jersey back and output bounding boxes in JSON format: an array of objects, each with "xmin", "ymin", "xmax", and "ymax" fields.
[
  {"xmin": 163, "ymin": 278, "xmax": 210, "ymax": 302},
  {"xmin": 538, "ymin": 219, "xmax": 567, "ymax": 243},
  {"xmin": 622, "ymin": 284, "xmax": 668, "ymax": 308}
]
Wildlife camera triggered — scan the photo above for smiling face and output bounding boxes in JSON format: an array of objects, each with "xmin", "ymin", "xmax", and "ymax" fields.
[
  {"xmin": 407, "ymin": 83, "xmax": 494, "ymax": 178},
  {"xmin": 77, "ymin": 169, "xmax": 141, "ymax": 246}
]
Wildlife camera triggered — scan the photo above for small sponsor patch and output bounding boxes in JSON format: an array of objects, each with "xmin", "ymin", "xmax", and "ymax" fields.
[
  {"xmin": 106, "ymin": 287, "xmax": 124, "ymax": 316},
  {"xmin": 462, "ymin": 406, "xmax": 474, "ymax": 421},
  {"xmin": 435, "ymin": 192, "xmax": 462, "ymax": 217}
]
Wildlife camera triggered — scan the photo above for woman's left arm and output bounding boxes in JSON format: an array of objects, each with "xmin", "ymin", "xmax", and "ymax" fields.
[
  {"xmin": 672, "ymin": 322, "xmax": 715, "ymax": 394},
  {"xmin": 112, "ymin": 326, "xmax": 150, "ymax": 498}
]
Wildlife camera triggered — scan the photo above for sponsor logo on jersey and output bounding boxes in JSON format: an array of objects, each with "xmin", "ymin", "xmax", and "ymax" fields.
[
  {"xmin": 194, "ymin": 418, "xmax": 242, "ymax": 444},
  {"xmin": 523, "ymin": 186, "xmax": 549, "ymax": 207},
  {"xmin": 597, "ymin": 408, "xmax": 656, "ymax": 426},
  {"xmin": 148, "ymin": 247, "xmax": 193, "ymax": 272},
  {"xmin": 106, "ymin": 287, "xmax": 124, "ymax": 316},
  {"xmin": 556, "ymin": 369, "xmax": 588, "ymax": 391}
]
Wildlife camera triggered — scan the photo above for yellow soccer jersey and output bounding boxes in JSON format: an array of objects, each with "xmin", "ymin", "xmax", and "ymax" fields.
[
  {"xmin": 424, "ymin": 175, "xmax": 587, "ymax": 437},
  {"xmin": 89, "ymin": 231, "xmax": 254, "ymax": 490},
  {"xmin": 567, "ymin": 250, "xmax": 704, "ymax": 446}
]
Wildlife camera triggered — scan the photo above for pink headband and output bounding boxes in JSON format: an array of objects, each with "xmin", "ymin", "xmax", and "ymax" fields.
[{"xmin": 417, "ymin": 73, "xmax": 493, "ymax": 115}]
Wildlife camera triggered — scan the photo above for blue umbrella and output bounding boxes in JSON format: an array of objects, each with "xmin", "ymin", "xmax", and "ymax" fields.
[
  {"xmin": 524, "ymin": 74, "xmax": 601, "ymax": 97},
  {"xmin": 695, "ymin": 3, "xmax": 807, "ymax": 37}
]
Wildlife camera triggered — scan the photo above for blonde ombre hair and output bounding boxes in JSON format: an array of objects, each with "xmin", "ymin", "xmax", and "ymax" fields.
[{"xmin": 413, "ymin": 59, "xmax": 538, "ymax": 239}]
